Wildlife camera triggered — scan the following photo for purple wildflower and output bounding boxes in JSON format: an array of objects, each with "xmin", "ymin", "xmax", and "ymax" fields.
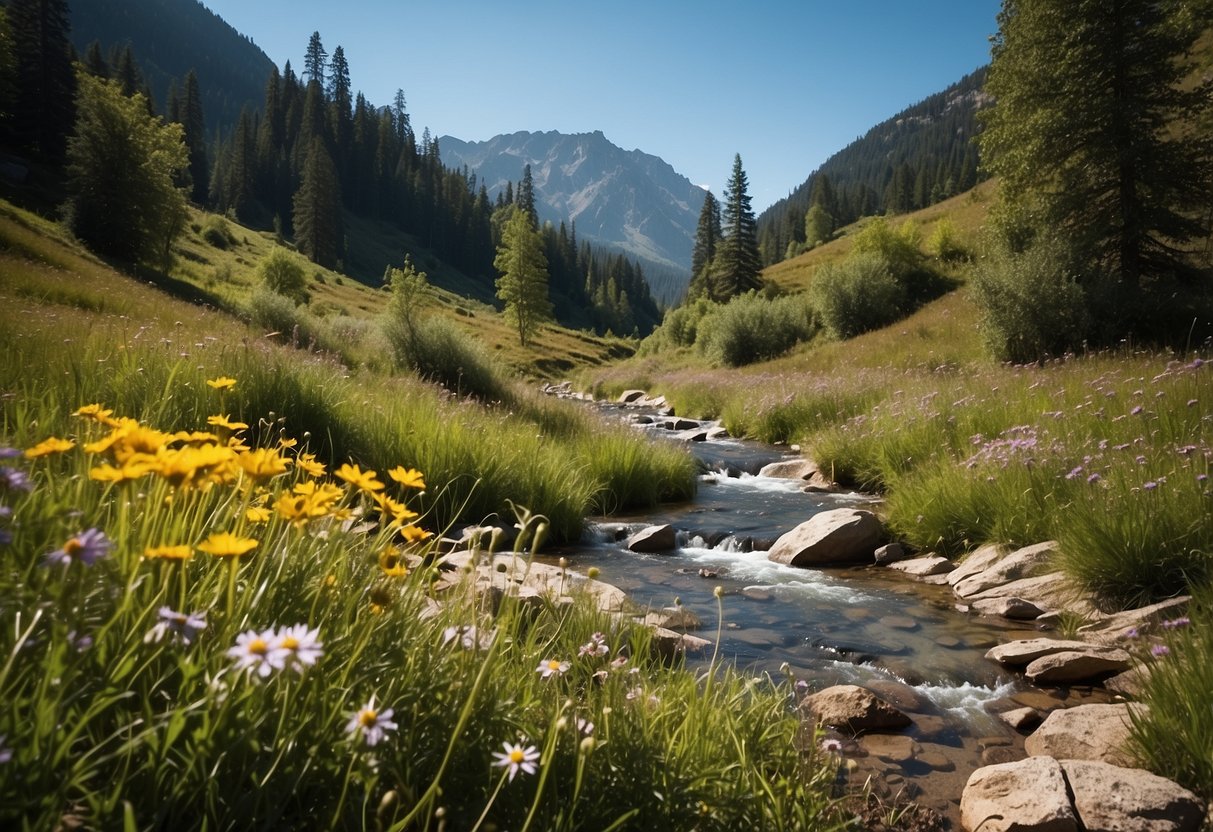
[
  {"xmin": 1130, "ymin": 405, "xmax": 1144, "ymax": 415},
  {"xmin": 0, "ymin": 448, "xmax": 20, "ymax": 459},
  {"xmin": 1143, "ymin": 481, "xmax": 1158, "ymax": 491},
  {"xmin": 1162, "ymin": 617, "xmax": 1190, "ymax": 630},
  {"xmin": 1151, "ymin": 644, "xmax": 1170, "ymax": 658},
  {"xmin": 44, "ymin": 528, "xmax": 112, "ymax": 567},
  {"xmin": 1124, "ymin": 627, "xmax": 1139, "ymax": 639},
  {"xmin": 1087, "ymin": 472, "xmax": 1102, "ymax": 484},
  {"xmin": 1189, "ymin": 358, "xmax": 1204, "ymax": 370},
  {"xmin": 146, "ymin": 607, "xmax": 208, "ymax": 645},
  {"xmin": 1065, "ymin": 466, "xmax": 1084, "ymax": 480},
  {"xmin": 0, "ymin": 467, "xmax": 32, "ymax": 493}
]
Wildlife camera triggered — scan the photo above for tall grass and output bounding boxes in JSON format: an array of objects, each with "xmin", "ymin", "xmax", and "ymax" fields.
[{"xmin": 0, "ymin": 396, "xmax": 842, "ymax": 830}]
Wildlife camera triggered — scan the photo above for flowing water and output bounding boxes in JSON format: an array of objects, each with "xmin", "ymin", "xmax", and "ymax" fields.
[{"xmin": 547, "ymin": 403, "xmax": 1112, "ymax": 823}]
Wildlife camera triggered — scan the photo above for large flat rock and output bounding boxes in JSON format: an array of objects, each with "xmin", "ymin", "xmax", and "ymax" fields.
[
  {"xmin": 953, "ymin": 541, "xmax": 1059, "ymax": 598},
  {"xmin": 767, "ymin": 508, "xmax": 883, "ymax": 567},
  {"xmin": 1023, "ymin": 649, "xmax": 1132, "ymax": 685},
  {"xmin": 960, "ymin": 756, "xmax": 1078, "ymax": 832},
  {"xmin": 1024, "ymin": 703, "xmax": 1146, "ymax": 766},
  {"xmin": 1060, "ymin": 759, "xmax": 1206, "ymax": 832},
  {"xmin": 801, "ymin": 684, "xmax": 912, "ymax": 733}
]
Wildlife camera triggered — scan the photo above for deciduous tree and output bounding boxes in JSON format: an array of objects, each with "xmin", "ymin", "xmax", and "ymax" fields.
[{"xmin": 494, "ymin": 207, "xmax": 552, "ymax": 346}]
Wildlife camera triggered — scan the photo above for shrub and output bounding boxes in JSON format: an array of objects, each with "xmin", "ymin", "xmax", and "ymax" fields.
[
  {"xmin": 248, "ymin": 286, "xmax": 331, "ymax": 351},
  {"xmin": 384, "ymin": 311, "xmax": 506, "ymax": 402},
  {"xmin": 200, "ymin": 215, "xmax": 235, "ymax": 249},
  {"xmin": 809, "ymin": 253, "xmax": 905, "ymax": 340},
  {"xmin": 696, "ymin": 292, "xmax": 817, "ymax": 367},
  {"xmin": 256, "ymin": 246, "xmax": 309, "ymax": 305},
  {"xmin": 927, "ymin": 218, "xmax": 967, "ymax": 262},
  {"xmin": 971, "ymin": 233, "xmax": 1090, "ymax": 362},
  {"xmin": 851, "ymin": 218, "xmax": 922, "ymax": 280}
]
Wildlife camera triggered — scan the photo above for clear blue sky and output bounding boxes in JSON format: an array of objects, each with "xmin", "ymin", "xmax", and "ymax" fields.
[{"xmin": 200, "ymin": 0, "xmax": 1001, "ymax": 212}]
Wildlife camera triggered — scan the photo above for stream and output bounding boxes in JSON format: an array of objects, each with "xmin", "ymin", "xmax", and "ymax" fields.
[{"xmin": 546, "ymin": 401, "xmax": 1114, "ymax": 824}]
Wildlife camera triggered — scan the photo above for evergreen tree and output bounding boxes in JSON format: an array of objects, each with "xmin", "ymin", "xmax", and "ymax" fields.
[
  {"xmin": 293, "ymin": 135, "xmax": 342, "ymax": 268},
  {"xmin": 494, "ymin": 207, "xmax": 552, "ymax": 346},
  {"xmin": 179, "ymin": 70, "xmax": 208, "ymax": 205},
  {"xmin": 516, "ymin": 163, "xmax": 538, "ymax": 228},
  {"xmin": 113, "ymin": 44, "xmax": 141, "ymax": 97},
  {"xmin": 688, "ymin": 190, "xmax": 721, "ymax": 300},
  {"xmin": 6, "ymin": 0, "xmax": 76, "ymax": 159},
  {"xmin": 303, "ymin": 31, "xmax": 326, "ymax": 87},
  {"xmin": 82, "ymin": 40, "xmax": 107, "ymax": 78},
  {"xmin": 327, "ymin": 44, "xmax": 352, "ymax": 196},
  {"xmin": 711, "ymin": 154, "xmax": 763, "ymax": 300},
  {"xmin": 0, "ymin": 9, "xmax": 15, "ymax": 140},
  {"xmin": 65, "ymin": 74, "xmax": 188, "ymax": 266},
  {"xmin": 221, "ymin": 106, "xmax": 257, "ymax": 222},
  {"xmin": 979, "ymin": 0, "xmax": 1213, "ymax": 289}
]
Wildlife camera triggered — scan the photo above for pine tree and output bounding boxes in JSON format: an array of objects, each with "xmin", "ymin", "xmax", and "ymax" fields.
[
  {"xmin": 66, "ymin": 74, "xmax": 188, "ymax": 266},
  {"xmin": 494, "ymin": 207, "xmax": 552, "ymax": 346},
  {"xmin": 711, "ymin": 154, "xmax": 763, "ymax": 300},
  {"xmin": 979, "ymin": 0, "xmax": 1213, "ymax": 289},
  {"xmin": 516, "ymin": 163, "xmax": 538, "ymax": 228},
  {"xmin": 180, "ymin": 70, "xmax": 208, "ymax": 205},
  {"xmin": 688, "ymin": 190, "xmax": 721, "ymax": 299},
  {"xmin": 293, "ymin": 136, "xmax": 342, "ymax": 268},
  {"xmin": 82, "ymin": 40, "xmax": 107, "ymax": 78},
  {"xmin": 6, "ymin": 0, "xmax": 76, "ymax": 159},
  {"xmin": 303, "ymin": 31, "xmax": 326, "ymax": 87}
]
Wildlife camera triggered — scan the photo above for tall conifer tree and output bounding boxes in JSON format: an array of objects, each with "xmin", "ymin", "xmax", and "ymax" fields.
[
  {"xmin": 6, "ymin": 0, "xmax": 75, "ymax": 159},
  {"xmin": 688, "ymin": 190, "xmax": 721, "ymax": 300},
  {"xmin": 180, "ymin": 70, "xmax": 208, "ymax": 205},
  {"xmin": 711, "ymin": 154, "xmax": 763, "ymax": 300},
  {"xmin": 293, "ymin": 135, "xmax": 342, "ymax": 268}
]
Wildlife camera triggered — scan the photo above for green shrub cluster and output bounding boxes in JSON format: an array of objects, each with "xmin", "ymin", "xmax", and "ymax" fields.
[
  {"xmin": 809, "ymin": 253, "xmax": 905, "ymax": 340},
  {"xmin": 695, "ymin": 292, "xmax": 817, "ymax": 367},
  {"xmin": 256, "ymin": 245, "xmax": 310, "ymax": 306},
  {"xmin": 200, "ymin": 215, "xmax": 235, "ymax": 249}
]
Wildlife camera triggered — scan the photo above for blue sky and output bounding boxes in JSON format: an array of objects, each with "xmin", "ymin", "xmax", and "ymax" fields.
[{"xmin": 200, "ymin": 0, "xmax": 1001, "ymax": 211}]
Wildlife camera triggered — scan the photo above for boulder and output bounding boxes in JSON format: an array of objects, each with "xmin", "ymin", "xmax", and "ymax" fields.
[
  {"xmin": 971, "ymin": 596, "xmax": 1046, "ymax": 620},
  {"xmin": 960, "ymin": 756, "xmax": 1078, "ymax": 832},
  {"xmin": 639, "ymin": 607, "xmax": 702, "ymax": 631},
  {"xmin": 438, "ymin": 551, "xmax": 630, "ymax": 616},
  {"xmin": 986, "ymin": 638, "xmax": 1110, "ymax": 667},
  {"xmin": 952, "ymin": 541, "xmax": 1059, "ymax": 598},
  {"xmin": 625, "ymin": 524, "xmax": 677, "ymax": 553},
  {"xmin": 706, "ymin": 425, "xmax": 731, "ymax": 440},
  {"xmin": 663, "ymin": 418, "xmax": 701, "ymax": 431},
  {"xmin": 998, "ymin": 706, "xmax": 1043, "ymax": 732},
  {"xmin": 675, "ymin": 428, "xmax": 709, "ymax": 442},
  {"xmin": 1078, "ymin": 596, "xmax": 1192, "ymax": 641},
  {"xmin": 887, "ymin": 554, "xmax": 954, "ymax": 577},
  {"xmin": 967, "ymin": 572, "xmax": 1095, "ymax": 617},
  {"xmin": 649, "ymin": 627, "xmax": 711, "ymax": 660},
  {"xmin": 873, "ymin": 542, "xmax": 910, "ymax": 565},
  {"xmin": 1023, "ymin": 649, "xmax": 1132, "ymax": 685},
  {"xmin": 767, "ymin": 509, "xmax": 884, "ymax": 567},
  {"xmin": 758, "ymin": 458, "xmax": 819, "ymax": 480},
  {"xmin": 1060, "ymin": 759, "xmax": 1206, "ymax": 832},
  {"xmin": 947, "ymin": 543, "xmax": 1010, "ymax": 588},
  {"xmin": 1024, "ymin": 703, "xmax": 1146, "ymax": 766},
  {"xmin": 801, "ymin": 684, "xmax": 912, "ymax": 733},
  {"xmin": 618, "ymin": 389, "xmax": 646, "ymax": 404}
]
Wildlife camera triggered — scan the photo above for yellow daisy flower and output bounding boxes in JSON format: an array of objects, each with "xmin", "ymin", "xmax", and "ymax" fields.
[
  {"xmin": 144, "ymin": 544, "xmax": 193, "ymax": 561},
  {"xmin": 245, "ymin": 506, "xmax": 272, "ymax": 523},
  {"xmin": 334, "ymin": 463, "xmax": 385, "ymax": 493},
  {"xmin": 206, "ymin": 376, "xmax": 237, "ymax": 390},
  {"xmin": 197, "ymin": 532, "xmax": 258, "ymax": 558},
  {"xmin": 237, "ymin": 448, "xmax": 291, "ymax": 482},
  {"xmin": 296, "ymin": 453, "xmax": 326, "ymax": 477},
  {"xmin": 25, "ymin": 436, "xmax": 76, "ymax": 458},
  {"xmin": 378, "ymin": 546, "xmax": 408, "ymax": 578},
  {"xmin": 73, "ymin": 403, "xmax": 115, "ymax": 424},
  {"xmin": 388, "ymin": 466, "xmax": 426, "ymax": 490},
  {"xmin": 207, "ymin": 414, "xmax": 249, "ymax": 431},
  {"xmin": 399, "ymin": 524, "xmax": 433, "ymax": 544}
]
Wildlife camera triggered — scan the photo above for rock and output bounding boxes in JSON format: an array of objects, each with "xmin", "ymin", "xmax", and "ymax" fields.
[
  {"xmin": 863, "ymin": 679, "xmax": 933, "ymax": 713},
  {"xmin": 618, "ymin": 389, "xmax": 646, "ymax": 404},
  {"xmin": 649, "ymin": 627, "xmax": 712, "ymax": 660},
  {"xmin": 1078, "ymin": 596, "xmax": 1192, "ymax": 641},
  {"xmin": 986, "ymin": 638, "xmax": 1120, "ymax": 667},
  {"xmin": 972, "ymin": 596, "xmax": 1046, "ymax": 620},
  {"xmin": 960, "ymin": 756, "xmax": 1078, "ymax": 832},
  {"xmin": 758, "ymin": 458, "xmax": 818, "ymax": 480},
  {"xmin": 437, "ymin": 551, "xmax": 630, "ymax": 616},
  {"xmin": 912, "ymin": 714, "xmax": 951, "ymax": 740},
  {"xmin": 801, "ymin": 684, "xmax": 913, "ymax": 733},
  {"xmin": 952, "ymin": 541, "xmax": 1059, "ymax": 598},
  {"xmin": 873, "ymin": 542, "xmax": 909, "ymax": 565},
  {"xmin": 861, "ymin": 734, "xmax": 919, "ymax": 763},
  {"xmin": 981, "ymin": 746, "xmax": 1021, "ymax": 766},
  {"xmin": 967, "ymin": 572, "xmax": 1094, "ymax": 617},
  {"xmin": 1023, "ymin": 649, "xmax": 1132, "ymax": 685},
  {"xmin": 879, "ymin": 615, "xmax": 921, "ymax": 632},
  {"xmin": 947, "ymin": 543, "xmax": 1009, "ymax": 588},
  {"xmin": 625, "ymin": 524, "xmax": 677, "ymax": 553},
  {"xmin": 767, "ymin": 509, "xmax": 884, "ymax": 567},
  {"xmin": 998, "ymin": 707, "xmax": 1043, "ymax": 731},
  {"xmin": 1104, "ymin": 665, "xmax": 1151, "ymax": 698},
  {"xmin": 1060, "ymin": 759, "xmax": 1206, "ymax": 832},
  {"xmin": 664, "ymin": 417, "xmax": 701, "ymax": 431},
  {"xmin": 640, "ymin": 607, "xmax": 702, "ymax": 631},
  {"xmin": 1010, "ymin": 691, "xmax": 1070, "ymax": 713},
  {"xmin": 917, "ymin": 750, "xmax": 956, "ymax": 772},
  {"xmin": 675, "ymin": 428, "xmax": 709, "ymax": 442},
  {"xmin": 705, "ymin": 425, "xmax": 730, "ymax": 440},
  {"xmin": 887, "ymin": 555, "xmax": 954, "ymax": 577},
  {"xmin": 1024, "ymin": 703, "xmax": 1146, "ymax": 766}
]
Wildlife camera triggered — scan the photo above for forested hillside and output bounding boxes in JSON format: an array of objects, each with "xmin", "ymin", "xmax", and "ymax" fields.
[
  {"xmin": 67, "ymin": 0, "xmax": 274, "ymax": 136},
  {"xmin": 757, "ymin": 67, "xmax": 988, "ymax": 265}
]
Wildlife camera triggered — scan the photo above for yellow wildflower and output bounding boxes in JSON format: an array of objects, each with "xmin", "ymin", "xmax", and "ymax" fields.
[
  {"xmin": 172, "ymin": 430, "xmax": 221, "ymax": 445},
  {"xmin": 144, "ymin": 544, "xmax": 193, "ymax": 561},
  {"xmin": 277, "ymin": 436, "xmax": 298, "ymax": 449},
  {"xmin": 25, "ymin": 436, "xmax": 76, "ymax": 458},
  {"xmin": 334, "ymin": 463, "xmax": 384, "ymax": 493},
  {"xmin": 152, "ymin": 444, "xmax": 235, "ymax": 489},
  {"xmin": 226, "ymin": 435, "xmax": 251, "ymax": 453},
  {"xmin": 73, "ymin": 403, "xmax": 116, "ymax": 424},
  {"xmin": 245, "ymin": 506, "xmax": 272, "ymax": 523},
  {"xmin": 206, "ymin": 376, "xmax": 237, "ymax": 390},
  {"xmin": 207, "ymin": 414, "xmax": 248, "ymax": 431},
  {"xmin": 296, "ymin": 453, "xmax": 326, "ymax": 477},
  {"xmin": 372, "ymin": 492, "xmax": 419, "ymax": 526},
  {"xmin": 388, "ymin": 466, "xmax": 426, "ymax": 490},
  {"xmin": 399, "ymin": 524, "xmax": 433, "ymax": 544},
  {"xmin": 197, "ymin": 532, "xmax": 258, "ymax": 558},
  {"xmin": 237, "ymin": 448, "xmax": 291, "ymax": 483},
  {"xmin": 379, "ymin": 546, "xmax": 408, "ymax": 578}
]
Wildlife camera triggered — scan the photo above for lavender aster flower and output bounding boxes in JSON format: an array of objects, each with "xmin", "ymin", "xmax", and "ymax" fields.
[
  {"xmin": 44, "ymin": 528, "xmax": 112, "ymax": 567},
  {"xmin": 1151, "ymin": 644, "xmax": 1170, "ymax": 658},
  {"xmin": 346, "ymin": 698, "xmax": 397, "ymax": 747},
  {"xmin": 0, "ymin": 466, "xmax": 32, "ymax": 493},
  {"xmin": 146, "ymin": 607, "xmax": 207, "ymax": 645}
]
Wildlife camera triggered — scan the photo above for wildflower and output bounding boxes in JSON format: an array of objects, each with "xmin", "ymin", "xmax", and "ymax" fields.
[
  {"xmin": 335, "ymin": 463, "xmax": 384, "ymax": 493},
  {"xmin": 207, "ymin": 414, "xmax": 249, "ymax": 431},
  {"xmin": 44, "ymin": 528, "xmax": 112, "ymax": 567},
  {"xmin": 442, "ymin": 625, "xmax": 495, "ymax": 651},
  {"xmin": 379, "ymin": 546, "xmax": 408, "ymax": 578},
  {"xmin": 0, "ymin": 447, "xmax": 20, "ymax": 459},
  {"xmin": 74, "ymin": 403, "xmax": 115, "ymax": 423},
  {"xmin": 1198, "ymin": 474, "xmax": 1209, "ymax": 483},
  {"xmin": 1162, "ymin": 617, "xmax": 1190, "ymax": 629},
  {"xmin": 1124, "ymin": 627, "xmax": 1139, "ymax": 639},
  {"xmin": 68, "ymin": 630, "xmax": 93, "ymax": 652},
  {"xmin": 227, "ymin": 628, "xmax": 286, "ymax": 677},
  {"xmin": 146, "ymin": 607, "xmax": 207, "ymax": 645},
  {"xmin": 1065, "ymin": 466, "xmax": 1084, "ymax": 480},
  {"xmin": 492, "ymin": 740, "xmax": 539, "ymax": 781},
  {"xmin": 276, "ymin": 623, "xmax": 323, "ymax": 670},
  {"xmin": 1087, "ymin": 472, "xmax": 1102, "ymax": 484},
  {"xmin": 575, "ymin": 717, "xmax": 594, "ymax": 736},
  {"xmin": 610, "ymin": 655, "xmax": 629, "ymax": 670},
  {"xmin": 0, "ymin": 735, "xmax": 11, "ymax": 764},
  {"xmin": 373, "ymin": 492, "xmax": 418, "ymax": 525},
  {"xmin": 387, "ymin": 466, "xmax": 426, "ymax": 490},
  {"xmin": 536, "ymin": 658, "xmax": 570, "ymax": 678},
  {"xmin": 399, "ymin": 524, "xmax": 432, "ymax": 544},
  {"xmin": 24, "ymin": 436, "xmax": 75, "ymax": 458},
  {"xmin": 1130, "ymin": 405, "xmax": 1144, "ymax": 416},
  {"xmin": 347, "ymin": 698, "xmax": 397, "ymax": 747},
  {"xmin": 89, "ymin": 462, "xmax": 149, "ymax": 483},
  {"xmin": 820, "ymin": 738, "xmax": 844, "ymax": 754},
  {"xmin": 236, "ymin": 448, "xmax": 291, "ymax": 482},
  {"xmin": 206, "ymin": 376, "xmax": 237, "ymax": 390},
  {"xmin": 579, "ymin": 632, "xmax": 609, "ymax": 658},
  {"xmin": 0, "ymin": 466, "xmax": 32, "ymax": 493},
  {"xmin": 198, "ymin": 532, "xmax": 258, "ymax": 558},
  {"xmin": 1151, "ymin": 644, "xmax": 1170, "ymax": 658},
  {"xmin": 296, "ymin": 453, "xmax": 326, "ymax": 477},
  {"xmin": 144, "ymin": 544, "xmax": 193, "ymax": 561},
  {"xmin": 245, "ymin": 506, "xmax": 272, "ymax": 523}
]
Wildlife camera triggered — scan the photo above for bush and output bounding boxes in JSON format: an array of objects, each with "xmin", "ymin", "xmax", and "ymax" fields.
[
  {"xmin": 384, "ymin": 312, "xmax": 507, "ymax": 402},
  {"xmin": 851, "ymin": 218, "xmax": 922, "ymax": 279},
  {"xmin": 971, "ymin": 233, "xmax": 1090, "ymax": 362},
  {"xmin": 200, "ymin": 216, "xmax": 235, "ymax": 249},
  {"xmin": 256, "ymin": 246, "xmax": 309, "ymax": 306},
  {"xmin": 695, "ymin": 292, "xmax": 817, "ymax": 367},
  {"xmin": 248, "ymin": 286, "xmax": 331, "ymax": 351},
  {"xmin": 928, "ymin": 218, "xmax": 967, "ymax": 262},
  {"xmin": 809, "ymin": 253, "xmax": 905, "ymax": 340}
]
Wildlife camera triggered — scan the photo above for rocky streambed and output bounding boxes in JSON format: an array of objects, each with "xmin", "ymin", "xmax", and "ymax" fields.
[{"xmin": 532, "ymin": 385, "xmax": 1207, "ymax": 831}]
